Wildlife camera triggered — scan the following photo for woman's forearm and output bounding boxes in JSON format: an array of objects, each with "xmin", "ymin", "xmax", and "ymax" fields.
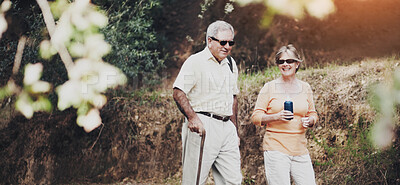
[{"xmin": 260, "ymin": 113, "xmax": 279, "ymax": 126}]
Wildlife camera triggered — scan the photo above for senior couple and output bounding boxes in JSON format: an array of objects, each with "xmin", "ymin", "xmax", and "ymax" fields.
[{"xmin": 173, "ymin": 20, "xmax": 318, "ymax": 185}]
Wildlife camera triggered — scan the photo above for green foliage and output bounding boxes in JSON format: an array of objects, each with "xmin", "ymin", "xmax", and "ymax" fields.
[
  {"xmin": 242, "ymin": 172, "xmax": 256, "ymax": 185},
  {"xmin": 311, "ymin": 117, "xmax": 400, "ymax": 184},
  {"xmin": 0, "ymin": 0, "xmax": 128, "ymax": 131},
  {"xmin": 130, "ymin": 87, "xmax": 162, "ymax": 106},
  {"xmin": 0, "ymin": 0, "xmax": 165, "ymax": 130},
  {"xmin": 97, "ymin": 0, "xmax": 165, "ymax": 88},
  {"xmin": 0, "ymin": 2, "xmax": 68, "ymax": 87},
  {"xmin": 0, "ymin": 1, "xmax": 66, "ymax": 110},
  {"xmin": 0, "ymin": 83, "xmax": 13, "ymax": 100},
  {"xmin": 238, "ymin": 66, "xmax": 280, "ymax": 92}
]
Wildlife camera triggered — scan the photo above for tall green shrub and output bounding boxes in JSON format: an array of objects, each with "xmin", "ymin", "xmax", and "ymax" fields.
[{"xmin": 96, "ymin": 0, "xmax": 165, "ymax": 89}]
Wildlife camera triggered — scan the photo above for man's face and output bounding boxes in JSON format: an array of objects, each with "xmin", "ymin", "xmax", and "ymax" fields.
[{"xmin": 208, "ymin": 30, "xmax": 234, "ymax": 62}]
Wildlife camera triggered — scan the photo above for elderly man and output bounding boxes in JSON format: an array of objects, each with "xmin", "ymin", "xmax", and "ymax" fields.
[{"xmin": 173, "ymin": 20, "xmax": 242, "ymax": 185}]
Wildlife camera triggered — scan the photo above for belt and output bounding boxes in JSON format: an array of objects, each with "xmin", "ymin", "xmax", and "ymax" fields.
[{"xmin": 196, "ymin": 112, "xmax": 231, "ymax": 122}]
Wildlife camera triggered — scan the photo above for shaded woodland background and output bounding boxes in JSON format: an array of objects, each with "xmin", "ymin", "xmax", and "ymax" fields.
[
  {"xmin": 1, "ymin": 0, "xmax": 400, "ymax": 184},
  {"xmin": 155, "ymin": 0, "xmax": 400, "ymax": 84}
]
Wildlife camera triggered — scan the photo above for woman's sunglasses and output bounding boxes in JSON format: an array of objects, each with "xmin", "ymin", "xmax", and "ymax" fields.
[
  {"xmin": 276, "ymin": 59, "xmax": 298, "ymax": 64},
  {"xmin": 210, "ymin": 37, "xmax": 235, "ymax": 46}
]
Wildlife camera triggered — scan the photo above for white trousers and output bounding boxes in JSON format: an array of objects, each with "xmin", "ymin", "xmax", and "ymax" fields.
[
  {"xmin": 182, "ymin": 114, "xmax": 242, "ymax": 185},
  {"xmin": 264, "ymin": 150, "xmax": 316, "ymax": 185}
]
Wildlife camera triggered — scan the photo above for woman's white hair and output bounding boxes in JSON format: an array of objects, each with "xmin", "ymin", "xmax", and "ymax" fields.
[{"xmin": 206, "ymin": 20, "xmax": 234, "ymax": 45}]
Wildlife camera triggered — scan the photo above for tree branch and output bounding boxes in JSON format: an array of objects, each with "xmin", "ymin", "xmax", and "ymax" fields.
[
  {"xmin": 36, "ymin": 0, "xmax": 74, "ymax": 73},
  {"xmin": 12, "ymin": 36, "xmax": 26, "ymax": 76}
]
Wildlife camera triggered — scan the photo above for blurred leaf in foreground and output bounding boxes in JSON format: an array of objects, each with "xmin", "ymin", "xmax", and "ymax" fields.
[
  {"xmin": 234, "ymin": 0, "xmax": 336, "ymax": 27},
  {"xmin": 370, "ymin": 67, "xmax": 400, "ymax": 149}
]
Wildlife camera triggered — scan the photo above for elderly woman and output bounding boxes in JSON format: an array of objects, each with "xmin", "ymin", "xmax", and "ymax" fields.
[{"xmin": 251, "ymin": 44, "xmax": 318, "ymax": 185}]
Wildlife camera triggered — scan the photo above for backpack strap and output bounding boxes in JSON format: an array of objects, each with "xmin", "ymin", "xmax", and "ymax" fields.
[{"xmin": 226, "ymin": 55, "xmax": 233, "ymax": 73}]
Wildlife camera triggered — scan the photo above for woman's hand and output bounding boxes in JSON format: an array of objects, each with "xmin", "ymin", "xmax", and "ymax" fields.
[
  {"xmin": 276, "ymin": 110, "xmax": 293, "ymax": 121},
  {"xmin": 301, "ymin": 117, "xmax": 314, "ymax": 128},
  {"xmin": 260, "ymin": 110, "xmax": 293, "ymax": 126}
]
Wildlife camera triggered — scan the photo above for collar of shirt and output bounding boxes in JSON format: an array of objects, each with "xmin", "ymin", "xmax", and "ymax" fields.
[{"xmin": 204, "ymin": 47, "xmax": 229, "ymax": 65}]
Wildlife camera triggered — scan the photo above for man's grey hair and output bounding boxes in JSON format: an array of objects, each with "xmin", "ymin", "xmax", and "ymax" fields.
[{"xmin": 206, "ymin": 20, "xmax": 234, "ymax": 45}]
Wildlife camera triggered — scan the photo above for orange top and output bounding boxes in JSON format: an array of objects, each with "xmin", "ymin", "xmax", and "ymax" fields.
[{"xmin": 251, "ymin": 79, "xmax": 318, "ymax": 156}]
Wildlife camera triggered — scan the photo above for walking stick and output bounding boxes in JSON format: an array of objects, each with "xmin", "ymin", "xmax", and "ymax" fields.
[{"xmin": 196, "ymin": 129, "xmax": 206, "ymax": 185}]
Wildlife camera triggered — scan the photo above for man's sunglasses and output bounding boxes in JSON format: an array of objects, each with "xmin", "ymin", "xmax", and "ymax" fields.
[
  {"xmin": 276, "ymin": 59, "xmax": 298, "ymax": 64},
  {"xmin": 210, "ymin": 37, "xmax": 235, "ymax": 46}
]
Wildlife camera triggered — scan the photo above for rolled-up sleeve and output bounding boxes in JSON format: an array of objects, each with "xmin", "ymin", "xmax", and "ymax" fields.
[{"xmin": 251, "ymin": 83, "xmax": 270, "ymax": 126}]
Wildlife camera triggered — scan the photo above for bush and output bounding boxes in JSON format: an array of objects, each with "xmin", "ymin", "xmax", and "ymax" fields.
[{"xmin": 96, "ymin": 0, "xmax": 165, "ymax": 89}]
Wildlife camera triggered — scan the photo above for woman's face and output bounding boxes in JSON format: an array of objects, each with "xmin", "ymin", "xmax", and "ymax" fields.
[{"xmin": 277, "ymin": 52, "xmax": 300, "ymax": 77}]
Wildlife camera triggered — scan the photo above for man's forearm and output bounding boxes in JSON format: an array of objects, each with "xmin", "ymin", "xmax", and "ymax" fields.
[{"xmin": 173, "ymin": 88, "xmax": 197, "ymax": 120}]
